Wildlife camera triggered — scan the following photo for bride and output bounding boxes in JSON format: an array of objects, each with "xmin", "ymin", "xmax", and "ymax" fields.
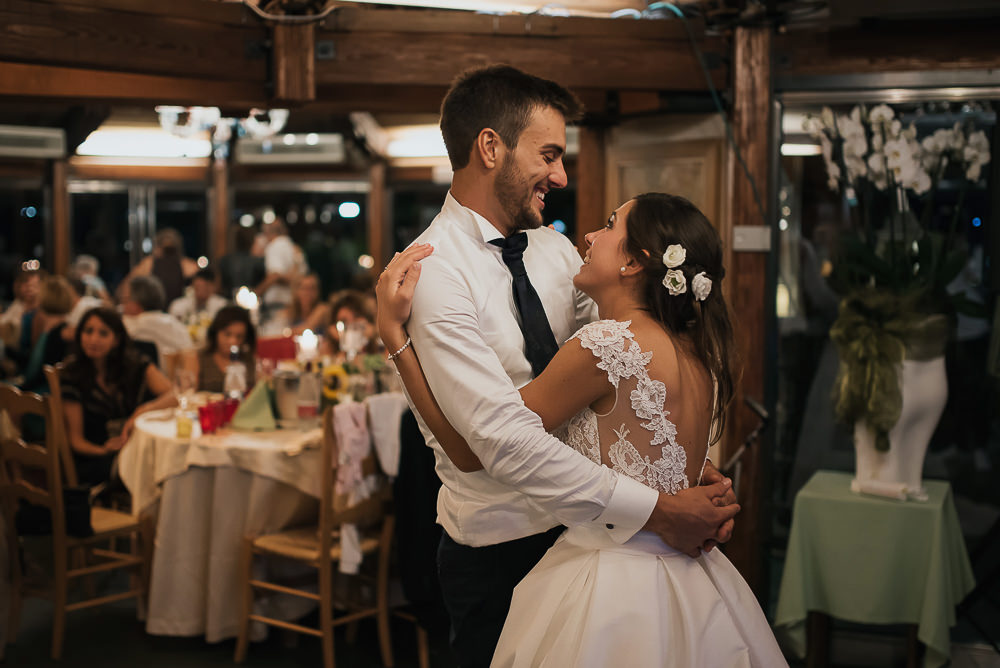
[{"xmin": 377, "ymin": 192, "xmax": 786, "ymax": 667}]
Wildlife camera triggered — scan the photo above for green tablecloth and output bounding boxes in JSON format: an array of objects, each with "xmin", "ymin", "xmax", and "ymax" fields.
[{"xmin": 774, "ymin": 470, "xmax": 975, "ymax": 668}]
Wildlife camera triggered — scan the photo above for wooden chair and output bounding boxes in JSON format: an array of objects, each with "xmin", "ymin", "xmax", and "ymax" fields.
[
  {"xmin": 234, "ymin": 406, "xmax": 429, "ymax": 668},
  {"xmin": 0, "ymin": 379, "xmax": 152, "ymax": 659},
  {"xmin": 44, "ymin": 364, "xmax": 131, "ymax": 514}
]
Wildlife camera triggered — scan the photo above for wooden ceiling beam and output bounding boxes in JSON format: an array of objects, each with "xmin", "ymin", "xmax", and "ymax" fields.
[
  {"xmin": 0, "ymin": 1, "xmax": 725, "ymax": 108},
  {"xmin": 315, "ymin": 31, "xmax": 725, "ymax": 91},
  {"xmin": 0, "ymin": 0, "xmax": 267, "ymax": 84},
  {"xmin": 775, "ymin": 19, "xmax": 1000, "ymax": 77},
  {"xmin": 325, "ymin": 4, "xmax": 700, "ymax": 40},
  {"xmin": 273, "ymin": 23, "xmax": 317, "ymax": 103},
  {"xmin": 0, "ymin": 62, "xmax": 267, "ymax": 107},
  {"xmin": 32, "ymin": 0, "xmax": 250, "ymax": 24},
  {"xmin": 68, "ymin": 157, "xmax": 212, "ymax": 181}
]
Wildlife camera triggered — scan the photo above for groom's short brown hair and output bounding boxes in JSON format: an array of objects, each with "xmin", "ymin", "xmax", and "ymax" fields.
[{"xmin": 440, "ymin": 64, "xmax": 583, "ymax": 170}]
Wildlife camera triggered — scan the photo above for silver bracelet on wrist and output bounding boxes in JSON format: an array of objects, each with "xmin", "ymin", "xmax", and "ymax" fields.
[{"xmin": 386, "ymin": 336, "xmax": 412, "ymax": 362}]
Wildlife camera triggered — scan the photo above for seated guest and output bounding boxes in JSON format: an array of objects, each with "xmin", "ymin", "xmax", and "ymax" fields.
[
  {"xmin": 64, "ymin": 277, "xmax": 105, "ymax": 336},
  {"xmin": 321, "ymin": 289, "xmax": 378, "ymax": 360},
  {"xmin": 195, "ymin": 305, "xmax": 257, "ymax": 393},
  {"xmin": 20, "ymin": 275, "xmax": 75, "ymax": 394},
  {"xmin": 61, "ymin": 307, "xmax": 174, "ymax": 488},
  {"xmin": 121, "ymin": 275, "xmax": 196, "ymax": 378},
  {"xmin": 168, "ymin": 267, "xmax": 228, "ymax": 346},
  {"xmin": 70, "ymin": 254, "xmax": 111, "ymax": 303},
  {"xmin": 285, "ymin": 272, "xmax": 330, "ymax": 337},
  {"xmin": 0, "ymin": 267, "xmax": 42, "ymax": 368}
]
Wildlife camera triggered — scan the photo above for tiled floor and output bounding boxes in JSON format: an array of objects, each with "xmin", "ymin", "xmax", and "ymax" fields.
[{"xmin": 4, "ymin": 595, "xmax": 457, "ymax": 668}]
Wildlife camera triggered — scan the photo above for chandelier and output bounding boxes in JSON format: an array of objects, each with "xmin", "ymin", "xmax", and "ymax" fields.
[{"xmin": 155, "ymin": 106, "xmax": 290, "ymax": 158}]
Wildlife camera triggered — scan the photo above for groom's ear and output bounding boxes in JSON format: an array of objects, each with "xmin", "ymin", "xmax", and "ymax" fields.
[{"xmin": 474, "ymin": 128, "xmax": 503, "ymax": 170}]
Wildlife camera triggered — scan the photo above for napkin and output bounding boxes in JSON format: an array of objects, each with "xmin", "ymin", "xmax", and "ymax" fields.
[
  {"xmin": 230, "ymin": 381, "xmax": 277, "ymax": 431},
  {"xmin": 365, "ymin": 393, "xmax": 408, "ymax": 477}
]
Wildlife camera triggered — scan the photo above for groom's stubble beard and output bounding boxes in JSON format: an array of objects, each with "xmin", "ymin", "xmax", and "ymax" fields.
[{"xmin": 494, "ymin": 153, "xmax": 543, "ymax": 233}]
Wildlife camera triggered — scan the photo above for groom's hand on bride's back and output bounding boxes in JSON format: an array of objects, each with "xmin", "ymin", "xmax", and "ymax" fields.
[{"xmin": 643, "ymin": 480, "xmax": 740, "ymax": 558}]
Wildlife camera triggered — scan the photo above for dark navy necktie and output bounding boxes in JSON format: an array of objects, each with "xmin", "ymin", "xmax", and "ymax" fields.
[{"xmin": 490, "ymin": 233, "xmax": 559, "ymax": 377}]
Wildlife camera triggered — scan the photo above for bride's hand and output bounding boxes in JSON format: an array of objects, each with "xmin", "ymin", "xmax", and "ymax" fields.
[
  {"xmin": 699, "ymin": 459, "xmax": 737, "ymax": 552},
  {"xmin": 375, "ymin": 243, "xmax": 434, "ymax": 349}
]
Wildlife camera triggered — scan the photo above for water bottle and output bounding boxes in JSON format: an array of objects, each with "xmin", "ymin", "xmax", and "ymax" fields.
[
  {"xmin": 296, "ymin": 362, "xmax": 321, "ymax": 429},
  {"xmin": 223, "ymin": 345, "xmax": 248, "ymax": 401}
]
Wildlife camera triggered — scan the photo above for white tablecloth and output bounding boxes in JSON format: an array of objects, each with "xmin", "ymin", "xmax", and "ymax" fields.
[{"xmin": 119, "ymin": 412, "xmax": 324, "ymax": 641}]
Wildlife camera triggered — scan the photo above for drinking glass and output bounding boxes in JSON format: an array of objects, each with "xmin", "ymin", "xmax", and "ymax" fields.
[
  {"xmin": 198, "ymin": 404, "xmax": 218, "ymax": 434},
  {"xmin": 338, "ymin": 320, "xmax": 369, "ymax": 363},
  {"xmin": 173, "ymin": 368, "xmax": 197, "ymax": 410}
]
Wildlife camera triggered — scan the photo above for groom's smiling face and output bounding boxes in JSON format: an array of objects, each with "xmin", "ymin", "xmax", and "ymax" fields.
[{"xmin": 493, "ymin": 105, "xmax": 568, "ymax": 234}]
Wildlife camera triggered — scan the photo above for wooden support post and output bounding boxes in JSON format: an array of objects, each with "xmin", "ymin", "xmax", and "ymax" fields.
[
  {"xmin": 575, "ymin": 125, "xmax": 606, "ymax": 254},
  {"xmin": 211, "ymin": 157, "xmax": 229, "ymax": 262},
  {"xmin": 367, "ymin": 162, "xmax": 389, "ymax": 273},
  {"xmin": 272, "ymin": 23, "xmax": 316, "ymax": 104},
  {"xmin": 723, "ymin": 24, "xmax": 771, "ymax": 595},
  {"xmin": 50, "ymin": 159, "xmax": 70, "ymax": 275}
]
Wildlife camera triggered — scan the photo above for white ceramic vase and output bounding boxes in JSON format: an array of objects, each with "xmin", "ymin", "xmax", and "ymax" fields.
[{"xmin": 853, "ymin": 356, "xmax": 947, "ymax": 500}]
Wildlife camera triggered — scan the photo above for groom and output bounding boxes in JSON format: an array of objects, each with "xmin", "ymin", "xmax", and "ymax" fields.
[{"xmin": 402, "ymin": 64, "xmax": 739, "ymax": 667}]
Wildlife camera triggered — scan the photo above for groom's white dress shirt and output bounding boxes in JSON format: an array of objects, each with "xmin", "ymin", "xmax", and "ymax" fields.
[{"xmin": 406, "ymin": 192, "xmax": 658, "ymax": 547}]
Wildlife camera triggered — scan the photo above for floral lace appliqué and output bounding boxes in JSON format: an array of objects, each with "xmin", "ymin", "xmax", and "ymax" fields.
[
  {"xmin": 556, "ymin": 409, "xmax": 601, "ymax": 465},
  {"xmin": 566, "ymin": 320, "xmax": 689, "ymax": 495}
]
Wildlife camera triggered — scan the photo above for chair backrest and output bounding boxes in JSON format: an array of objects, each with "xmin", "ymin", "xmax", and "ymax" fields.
[
  {"xmin": 317, "ymin": 405, "xmax": 389, "ymax": 559},
  {"xmin": 43, "ymin": 364, "xmax": 79, "ymax": 487},
  {"xmin": 132, "ymin": 339, "xmax": 160, "ymax": 368},
  {"xmin": 0, "ymin": 383, "xmax": 68, "ymax": 541}
]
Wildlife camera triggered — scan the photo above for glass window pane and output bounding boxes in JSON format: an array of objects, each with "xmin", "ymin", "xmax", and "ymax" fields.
[
  {"xmin": 71, "ymin": 191, "xmax": 130, "ymax": 293},
  {"xmin": 155, "ymin": 189, "xmax": 208, "ymax": 262},
  {"xmin": 233, "ymin": 188, "xmax": 369, "ymax": 299},
  {"xmin": 0, "ymin": 186, "xmax": 45, "ymax": 305},
  {"xmin": 775, "ymin": 100, "xmax": 996, "ymax": 511}
]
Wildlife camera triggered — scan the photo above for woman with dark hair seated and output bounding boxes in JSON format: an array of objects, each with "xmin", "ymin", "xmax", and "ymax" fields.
[
  {"xmin": 60, "ymin": 307, "xmax": 175, "ymax": 488},
  {"xmin": 321, "ymin": 289, "xmax": 378, "ymax": 360},
  {"xmin": 195, "ymin": 305, "xmax": 257, "ymax": 393}
]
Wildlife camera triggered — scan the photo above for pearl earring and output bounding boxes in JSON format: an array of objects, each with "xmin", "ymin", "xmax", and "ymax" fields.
[{"xmin": 620, "ymin": 266, "xmax": 626, "ymax": 273}]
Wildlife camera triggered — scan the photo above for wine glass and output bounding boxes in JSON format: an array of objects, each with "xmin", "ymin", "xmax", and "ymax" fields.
[
  {"xmin": 173, "ymin": 368, "xmax": 197, "ymax": 410},
  {"xmin": 338, "ymin": 320, "xmax": 369, "ymax": 364}
]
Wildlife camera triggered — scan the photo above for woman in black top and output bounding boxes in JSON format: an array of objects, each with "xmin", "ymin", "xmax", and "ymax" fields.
[{"xmin": 60, "ymin": 307, "xmax": 175, "ymax": 488}]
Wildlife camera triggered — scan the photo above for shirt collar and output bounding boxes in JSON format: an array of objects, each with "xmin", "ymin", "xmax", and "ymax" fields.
[{"xmin": 443, "ymin": 191, "xmax": 505, "ymax": 246}]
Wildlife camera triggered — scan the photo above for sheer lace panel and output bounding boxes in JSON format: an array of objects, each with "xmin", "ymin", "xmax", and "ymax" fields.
[{"xmin": 556, "ymin": 320, "xmax": 712, "ymax": 495}]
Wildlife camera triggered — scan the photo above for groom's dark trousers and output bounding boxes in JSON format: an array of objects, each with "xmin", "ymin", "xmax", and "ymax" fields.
[{"xmin": 437, "ymin": 526, "xmax": 563, "ymax": 668}]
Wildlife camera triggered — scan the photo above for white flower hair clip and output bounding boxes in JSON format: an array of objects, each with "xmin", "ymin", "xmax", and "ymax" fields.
[
  {"xmin": 663, "ymin": 269, "xmax": 686, "ymax": 295},
  {"xmin": 659, "ymin": 243, "xmax": 712, "ymax": 301},
  {"xmin": 662, "ymin": 244, "xmax": 686, "ymax": 268},
  {"xmin": 691, "ymin": 272, "xmax": 712, "ymax": 301}
]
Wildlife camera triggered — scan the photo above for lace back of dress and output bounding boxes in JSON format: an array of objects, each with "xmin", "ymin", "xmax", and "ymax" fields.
[{"xmin": 573, "ymin": 320, "xmax": 713, "ymax": 496}]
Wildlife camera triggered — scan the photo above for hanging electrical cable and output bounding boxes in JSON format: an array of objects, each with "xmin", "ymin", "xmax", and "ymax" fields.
[{"xmin": 651, "ymin": 1, "xmax": 769, "ymax": 226}]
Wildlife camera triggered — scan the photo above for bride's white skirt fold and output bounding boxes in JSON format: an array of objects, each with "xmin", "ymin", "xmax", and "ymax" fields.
[{"xmin": 492, "ymin": 526, "xmax": 787, "ymax": 667}]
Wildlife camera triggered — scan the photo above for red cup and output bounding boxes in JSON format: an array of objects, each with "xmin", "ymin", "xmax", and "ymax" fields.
[
  {"xmin": 198, "ymin": 404, "xmax": 217, "ymax": 434},
  {"xmin": 222, "ymin": 397, "xmax": 240, "ymax": 425}
]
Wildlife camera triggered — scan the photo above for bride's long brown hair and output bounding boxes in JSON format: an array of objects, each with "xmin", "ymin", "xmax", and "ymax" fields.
[{"xmin": 623, "ymin": 193, "xmax": 740, "ymax": 445}]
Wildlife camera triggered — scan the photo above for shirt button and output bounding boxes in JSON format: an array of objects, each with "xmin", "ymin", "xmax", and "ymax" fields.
[{"xmin": 605, "ymin": 523, "xmax": 615, "ymax": 530}]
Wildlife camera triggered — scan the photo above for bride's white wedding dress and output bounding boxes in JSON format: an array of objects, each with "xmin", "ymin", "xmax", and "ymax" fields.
[{"xmin": 492, "ymin": 320, "xmax": 787, "ymax": 667}]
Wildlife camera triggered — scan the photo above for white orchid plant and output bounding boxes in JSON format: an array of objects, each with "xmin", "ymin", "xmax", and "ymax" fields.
[{"xmin": 803, "ymin": 103, "xmax": 990, "ymax": 310}]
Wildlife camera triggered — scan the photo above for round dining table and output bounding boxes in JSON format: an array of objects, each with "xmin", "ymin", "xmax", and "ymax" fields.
[{"xmin": 119, "ymin": 409, "xmax": 324, "ymax": 641}]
